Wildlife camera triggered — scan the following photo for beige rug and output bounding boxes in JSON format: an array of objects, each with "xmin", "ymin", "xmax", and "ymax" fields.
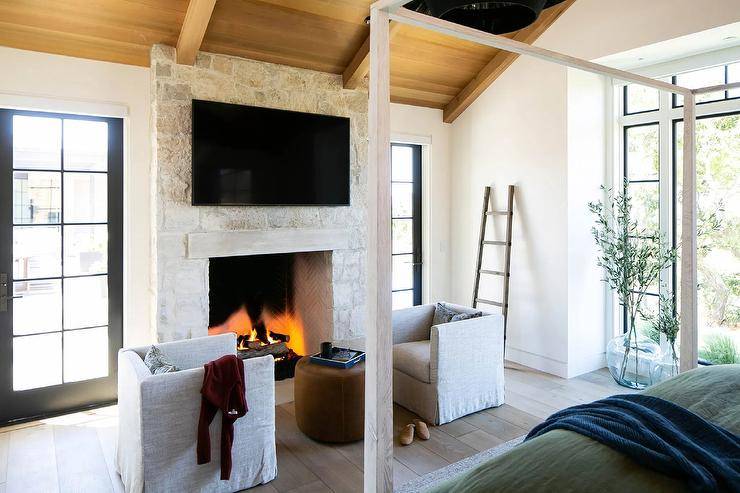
[{"xmin": 395, "ymin": 436, "xmax": 525, "ymax": 493}]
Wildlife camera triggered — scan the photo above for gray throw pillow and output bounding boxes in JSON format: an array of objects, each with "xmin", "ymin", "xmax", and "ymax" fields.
[
  {"xmin": 143, "ymin": 345, "xmax": 179, "ymax": 374},
  {"xmin": 432, "ymin": 303, "xmax": 482, "ymax": 325}
]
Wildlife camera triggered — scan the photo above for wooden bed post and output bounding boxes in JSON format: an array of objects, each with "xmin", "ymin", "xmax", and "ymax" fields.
[
  {"xmin": 679, "ymin": 93, "xmax": 698, "ymax": 372},
  {"xmin": 365, "ymin": 4, "xmax": 394, "ymax": 493}
]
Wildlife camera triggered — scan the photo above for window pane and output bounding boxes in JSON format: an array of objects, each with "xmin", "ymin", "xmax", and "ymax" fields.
[
  {"xmin": 12, "ymin": 115, "xmax": 61, "ymax": 170},
  {"xmin": 392, "ymin": 218, "xmax": 413, "ymax": 254},
  {"xmin": 14, "ymin": 332, "xmax": 62, "ymax": 391},
  {"xmin": 392, "ymin": 254, "xmax": 414, "ymax": 291},
  {"xmin": 392, "ymin": 146, "xmax": 413, "ymax": 181},
  {"xmin": 13, "ymin": 171, "xmax": 61, "ymax": 224},
  {"xmin": 729, "ymin": 62, "xmax": 740, "ymax": 99},
  {"xmin": 675, "ymin": 66, "xmax": 725, "ymax": 105},
  {"xmin": 13, "ymin": 279, "xmax": 62, "ymax": 335},
  {"xmin": 64, "ymin": 119, "xmax": 108, "ymax": 171},
  {"xmin": 64, "ymin": 327, "xmax": 109, "ymax": 383},
  {"xmin": 63, "ymin": 173, "xmax": 107, "ymax": 223},
  {"xmin": 392, "ymin": 290, "xmax": 414, "ymax": 310},
  {"xmin": 628, "ymin": 183, "xmax": 659, "ymax": 233},
  {"xmin": 64, "ymin": 276, "xmax": 108, "ymax": 329},
  {"xmin": 626, "ymin": 125, "xmax": 659, "ymax": 180},
  {"xmin": 64, "ymin": 224, "xmax": 107, "ymax": 276},
  {"xmin": 625, "ymin": 84, "xmax": 659, "ymax": 114},
  {"xmin": 13, "ymin": 225, "xmax": 61, "ymax": 279},
  {"xmin": 676, "ymin": 114, "xmax": 740, "ymax": 365},
  {"xmin": 392, "ymin": 182, "xmax": 413, "ymax": 218}
]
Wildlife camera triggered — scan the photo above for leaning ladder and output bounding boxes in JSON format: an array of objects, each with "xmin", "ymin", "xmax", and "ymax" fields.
[{"xmin": 472, "ymin": 185, "xmax": 515, "ymax": 346}]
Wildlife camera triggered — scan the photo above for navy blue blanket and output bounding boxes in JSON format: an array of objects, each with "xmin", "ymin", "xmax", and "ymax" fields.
[{"xmin": 525, "ymin": 394, "xmax": 740, "ymax": 492}]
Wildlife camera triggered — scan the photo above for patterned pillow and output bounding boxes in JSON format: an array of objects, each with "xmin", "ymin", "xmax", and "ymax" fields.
[
  {"xmin": 432, "ymin": 303, "xmax": 483, "ymax": 325},
  {"xmin": 143, "ymin": 345, "xmax": 179, "ymax": 374}
]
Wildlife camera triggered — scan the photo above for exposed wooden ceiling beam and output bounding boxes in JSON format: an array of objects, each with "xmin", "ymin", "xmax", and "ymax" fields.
[
  {"xmin": 442, "ymin": 0, "xmax": 576, "ymax": 123},
  {"xmin": 176, "ymin": 0, "xmax": 218, "ymax": 65},
  {"xmin": 343, "ymin": 21, "xmax": 402, "ymax": 89}
]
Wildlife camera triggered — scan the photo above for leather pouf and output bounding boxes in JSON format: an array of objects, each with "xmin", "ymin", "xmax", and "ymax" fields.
[{"xmin": 293, "ymin": 357, "xmax": 365, "ymax": 442}]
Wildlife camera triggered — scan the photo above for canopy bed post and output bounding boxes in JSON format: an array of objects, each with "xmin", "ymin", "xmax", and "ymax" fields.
[
  {"xmin": 679, "ymin": 93, "xmax": 698, "ymax": 372},
  {"xmin": 365, "ymin": 4, "xmax": 394, "ymax": 493}
]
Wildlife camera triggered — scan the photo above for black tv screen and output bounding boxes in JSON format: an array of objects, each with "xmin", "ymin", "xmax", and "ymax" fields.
[{"xmin": 191, "ymin": 100, "xmax": 350, "ymax": 205}]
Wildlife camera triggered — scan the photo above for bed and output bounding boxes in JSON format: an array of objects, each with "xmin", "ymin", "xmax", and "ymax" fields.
[{"xmin": 429, "ymin": 364, "xmax": 740, "ymax": 492}]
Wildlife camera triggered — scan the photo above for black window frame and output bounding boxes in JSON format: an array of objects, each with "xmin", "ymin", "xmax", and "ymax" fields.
[{"xmin": 391, "ymin": 142, "xmax": 423, "ymax": 308}]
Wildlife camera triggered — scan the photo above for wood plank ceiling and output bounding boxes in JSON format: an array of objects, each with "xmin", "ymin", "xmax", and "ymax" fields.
[{"xmin": 0, "ymin": 0, "xmax": 575, "ymax": 122}]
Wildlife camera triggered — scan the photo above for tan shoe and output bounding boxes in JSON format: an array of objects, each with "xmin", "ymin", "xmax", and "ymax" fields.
[
  {"xmin": 399, "ymin": 424, "xmax": 415, "ymax": 446},
  {"xmin": 414, "ymin": 420, "xmax": 430, "ymax": 440}
]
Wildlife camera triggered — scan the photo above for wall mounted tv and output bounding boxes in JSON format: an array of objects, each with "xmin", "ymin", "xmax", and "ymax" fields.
[{"xmin": 191, "ymin": 99, "xmax": 350, "ymax": 206}]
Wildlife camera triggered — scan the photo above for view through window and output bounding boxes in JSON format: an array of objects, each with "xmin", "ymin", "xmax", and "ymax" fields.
[{"xmin": 619, "ymin": 62, "xmax": 739, "ymax": 365}]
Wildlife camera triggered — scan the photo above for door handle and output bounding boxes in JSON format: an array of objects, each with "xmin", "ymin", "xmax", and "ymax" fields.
[{"xmin": 0, "ymin": 273, "xmax": 19, "ymax": 312}]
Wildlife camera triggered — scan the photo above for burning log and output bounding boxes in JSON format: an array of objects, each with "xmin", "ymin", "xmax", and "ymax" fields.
[{"xmin": 238, "ymin": 341, "xmax": 289, "ymax": 359}]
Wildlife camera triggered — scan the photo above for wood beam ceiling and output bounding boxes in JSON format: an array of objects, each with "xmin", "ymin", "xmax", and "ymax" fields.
[
  {"xmin": 442, "ymin": 0, "xmax": 576, "ymax": 122},
  {"xmin": 177, "ymin": 0, "xmax": 218, "ymax": 65},
  {"xmin": 343, "ymin": 21, "xmax": 402, "ymax": 89}
]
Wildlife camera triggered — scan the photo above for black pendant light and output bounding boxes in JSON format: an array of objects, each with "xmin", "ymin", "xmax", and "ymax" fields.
[{"xmin": 406, "ymin": 0, "xmax": 567, "ymax": 35}]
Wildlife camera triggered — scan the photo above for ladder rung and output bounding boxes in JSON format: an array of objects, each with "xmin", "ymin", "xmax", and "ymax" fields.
[
  {"xmin": 483, "ymin": 241, "xmax": 510, "ymax": 246},
  {"xmin": 480, "ymin": 269, "xmax": 509, "ymax": 277},
  {"xmin": 476, "ymin": 298, "xmax": 507, "ymax": 308},
  {"xmin": 486, "ymin": 211, "xmax": 510, "ymax": 216}
]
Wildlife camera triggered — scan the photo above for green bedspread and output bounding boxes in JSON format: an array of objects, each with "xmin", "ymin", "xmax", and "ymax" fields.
[{"xmin": 428, "ymin": 364, "xmax": 740, "ymax": 493}]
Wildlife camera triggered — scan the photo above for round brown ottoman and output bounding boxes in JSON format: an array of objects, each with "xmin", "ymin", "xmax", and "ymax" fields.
[{"xmin": 293, "ymin": 356, "xmax": 365, "ymax": 442}]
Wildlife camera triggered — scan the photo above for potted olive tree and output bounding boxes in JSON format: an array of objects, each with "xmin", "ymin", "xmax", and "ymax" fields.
[{"xmin": 589, "ymin": 181, "xmax": 676, "ymax": 389}]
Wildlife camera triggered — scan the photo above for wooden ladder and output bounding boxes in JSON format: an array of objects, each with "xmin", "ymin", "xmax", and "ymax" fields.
[{"xmin": 472, "ymin": 185, "xmax": 515, "ymax": 345}]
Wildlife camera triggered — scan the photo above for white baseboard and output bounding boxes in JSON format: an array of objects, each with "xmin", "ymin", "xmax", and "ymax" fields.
[
  {"xmin": 566, "ymin": 351, "xmax": 606, "ymax": 378},
  {"xmin": 505, "ymin": 346, "xmax": 569, "ymax": 378}
]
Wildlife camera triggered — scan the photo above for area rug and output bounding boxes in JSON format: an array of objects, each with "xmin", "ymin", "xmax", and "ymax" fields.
[{"xmin": 395, "ymin": 436, "xmax": 525, "ymax": 493}]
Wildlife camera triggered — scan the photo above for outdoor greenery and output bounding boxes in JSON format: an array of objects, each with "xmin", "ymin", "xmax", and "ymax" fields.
[
  {"xmin": 699, "ymin": 334, "xmax": 738, "ymax": 365},
  {"xmin": 677, "ymin": 114, "xmax": 740, "ymax": 363}
]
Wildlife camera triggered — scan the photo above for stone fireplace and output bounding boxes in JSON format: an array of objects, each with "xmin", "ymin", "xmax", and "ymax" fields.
[{"xmin": 149, "ymin": 45, "xmax": 368, "ymax": 347}]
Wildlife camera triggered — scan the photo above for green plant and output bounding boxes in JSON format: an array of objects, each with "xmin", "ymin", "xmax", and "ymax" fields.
[
  {"xmin": 643, "ymin": 291, "xmax": 680, "ymax": 374},
  {"xmin": 699, "ymin": 334, "xmax": 739, "ymax": 365},
  {"xmin": 589, "ymin": 180, "xmax": 677, "ymax": 384}
]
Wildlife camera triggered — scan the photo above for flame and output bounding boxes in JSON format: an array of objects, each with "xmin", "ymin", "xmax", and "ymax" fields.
[{"xmin": 209, "ymin": 304, "xmax": 306, "ymax": 355}]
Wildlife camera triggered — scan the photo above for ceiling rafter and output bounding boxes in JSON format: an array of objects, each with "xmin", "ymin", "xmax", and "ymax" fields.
[
  {"xmin": 176, "ymin": 0, "xmax": 218, "ymax": 65},
  {"xmin": 343, "ymin": 20, "xmax": 402, "ymax": 89},
  {"xmin": 443, "ymin": 0, "xmax": 577, "ymax": 123}
]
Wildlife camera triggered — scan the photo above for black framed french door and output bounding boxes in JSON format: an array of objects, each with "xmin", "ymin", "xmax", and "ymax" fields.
[
  {"xmin": 0, "ymin": 108, "xmax": 123, "ymax": 424},
  {"xmin": 391, "ymin": 143, "xmax": 422, "ymax": 309}
]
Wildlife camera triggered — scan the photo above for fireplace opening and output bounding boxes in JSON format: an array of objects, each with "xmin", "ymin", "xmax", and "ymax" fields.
[{"xmin": 208, "ymin": 252, "xmax": 334, "ymax": 380}]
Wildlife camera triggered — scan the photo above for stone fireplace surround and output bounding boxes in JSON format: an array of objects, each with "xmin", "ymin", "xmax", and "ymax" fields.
[{"xmin": 150, "ymin": 44, "xmax": 369, "ymax": 344}]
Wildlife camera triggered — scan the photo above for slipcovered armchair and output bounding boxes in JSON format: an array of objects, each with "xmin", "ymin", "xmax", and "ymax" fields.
[
  {"xmin": 116, "ymin": 333, "xmax": 277, "ymax": 493},
  {"xmin": 392, "ymin": 303, "xmax": 505, "ymax": 425}
]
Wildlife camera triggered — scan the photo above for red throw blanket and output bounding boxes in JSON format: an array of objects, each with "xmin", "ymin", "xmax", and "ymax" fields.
[{"xmin": 197, "ymin": 354, "xmax": 248, "ymax": 480}]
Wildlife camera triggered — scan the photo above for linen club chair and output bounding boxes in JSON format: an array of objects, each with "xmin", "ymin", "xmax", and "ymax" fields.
[
  {"xmin": 392, "ymin": 303, "xmax": 505, "ymax": 425},
  {"xmin": 116, "ymin": 333, "xmax": 277, "ymax": 493}
]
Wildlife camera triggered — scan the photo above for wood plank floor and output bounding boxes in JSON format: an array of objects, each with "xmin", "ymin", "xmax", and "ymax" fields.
[{"xmin": 0, "ymin": 365, "xmax": 631, "ymax": 493}]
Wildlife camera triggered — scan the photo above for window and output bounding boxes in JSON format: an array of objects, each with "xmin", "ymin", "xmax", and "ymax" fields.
[
  {"xmin": 391, "ymin": 143, "xmax": 422, "ymax": 309},
  {"xmin": 618, "ymin": 61, "xmax": 740, "ymax": 365}
]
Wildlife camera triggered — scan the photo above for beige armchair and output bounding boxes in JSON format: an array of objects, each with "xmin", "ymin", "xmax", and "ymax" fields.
[{"xmin": 392, "ymin": 303, "xmax": 505, "ymax": 425}]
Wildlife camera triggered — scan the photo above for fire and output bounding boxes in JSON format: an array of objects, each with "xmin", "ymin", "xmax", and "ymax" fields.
[{"xmin": 209, "ymin": 304, "xmax": 306, "ymax": 355}]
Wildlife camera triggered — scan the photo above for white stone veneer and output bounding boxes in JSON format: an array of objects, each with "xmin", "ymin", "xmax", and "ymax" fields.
[{"xmin": 150, "ymin": 44, "xmax": 368, "ymax": 343}]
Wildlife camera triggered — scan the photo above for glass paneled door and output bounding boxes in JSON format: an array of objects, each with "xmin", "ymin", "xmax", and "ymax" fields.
[
  {"xmin": 391, "ymin": 143, "xmax": 422, "ymax": 309},
  {"xmin": 0, "ymin": 109, "xmax": 123, "ymax": 423}
]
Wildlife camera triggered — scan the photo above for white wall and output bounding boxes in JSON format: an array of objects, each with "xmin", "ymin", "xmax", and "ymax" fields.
[
  {"xmin": 449, "ymin": 0, "xmax": 740, "ymax": 376},
  {"xmin": 390, "ymin": 104, "xmax": 452, "ymax": 304},
  {"xmin": 0, "ymin": 46, "xmax": 152, "ymax": 347}
]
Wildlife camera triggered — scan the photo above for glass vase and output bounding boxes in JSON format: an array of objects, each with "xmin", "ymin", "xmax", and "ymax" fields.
[
  {"xmin": 606, "ymin": 334, "xmax": 662, "ymax": 389},
  {"xmin": 650, "ymin": 352, "xmax": 679, "ymax": 385}
]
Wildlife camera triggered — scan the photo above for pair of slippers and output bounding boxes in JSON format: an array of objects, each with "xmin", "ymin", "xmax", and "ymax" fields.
[{"xmin": 399, "ymin": 419, "xmax": 430, "ymax": 446}]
